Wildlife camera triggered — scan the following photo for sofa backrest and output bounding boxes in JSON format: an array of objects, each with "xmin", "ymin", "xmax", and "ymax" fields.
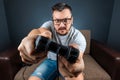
[{"xmin": 80, "ymin": 30, "xmax": 91, "ymax": 54}]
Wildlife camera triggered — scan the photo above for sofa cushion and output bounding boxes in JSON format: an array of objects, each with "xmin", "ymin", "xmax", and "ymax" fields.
[
  {"xmin": 83, "ymin": 55, "xmax": 111, "ymax": 80},
  {"xmin": 80, "ymin": 30, "xmax": 90, "ymax": 54},
  {"xmin": 14, "ymin": 58, "xmax": 46, "ymax": 80}
]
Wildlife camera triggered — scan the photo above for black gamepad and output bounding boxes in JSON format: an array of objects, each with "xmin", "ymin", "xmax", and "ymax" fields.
[{"xmin": 35, "ymin": 36, "xmax": 79, "ymax": 63}]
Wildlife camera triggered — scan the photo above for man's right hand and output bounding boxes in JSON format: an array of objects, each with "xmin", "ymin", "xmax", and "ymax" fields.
[
  {"xmin": 18, "ymin": 35, "xmax": 38, "ymax": 64},
  {"xmin": 18, "ymin": 28, "xmax": 52, "ymax": 64}
]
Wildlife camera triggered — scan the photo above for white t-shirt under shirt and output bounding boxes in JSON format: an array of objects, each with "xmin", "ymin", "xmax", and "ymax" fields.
[{"xmin": 41, "ymin": 21, "xmax": 86, "ymax": 60}]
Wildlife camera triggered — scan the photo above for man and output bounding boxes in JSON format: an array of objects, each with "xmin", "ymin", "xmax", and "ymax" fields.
[{"xmin": 18, "ymin": 2, "xmax": 86, "ymax": 80}]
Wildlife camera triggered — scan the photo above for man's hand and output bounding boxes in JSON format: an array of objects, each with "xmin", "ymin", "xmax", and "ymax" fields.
[
  {"xmin": 18, "ymin": 35, "xmax": 39, "ymax": 64},
  {"xmin": 58, "ymin": 43, "xmax": 84, "ymax": 77},
  {"xmin": 18, "ymin": 28, "xmax": 52, "ymax": 64}
]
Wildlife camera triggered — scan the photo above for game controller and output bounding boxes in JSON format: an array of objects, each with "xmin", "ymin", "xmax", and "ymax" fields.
[{"xmin": 35, "ymin": 36, "xmax": 79, "ymax": 63}]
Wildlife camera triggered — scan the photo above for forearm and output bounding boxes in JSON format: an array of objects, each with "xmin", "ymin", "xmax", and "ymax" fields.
[
  {"xmin": 28, "ymin": 28, "xmax": 52, "ymax": 39},
  {"xmin": 28, "ymin": 29, "xmax": 41, "ymax": 36}
]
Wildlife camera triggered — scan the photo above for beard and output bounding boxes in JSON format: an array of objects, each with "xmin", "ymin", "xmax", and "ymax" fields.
[
  {"xmin": 55, "ymin": 24, "xmax": 72, "ymax": 36},
  {"xmin": 57, "ymin": 27, "xmax": 68, "ymax": 36}
]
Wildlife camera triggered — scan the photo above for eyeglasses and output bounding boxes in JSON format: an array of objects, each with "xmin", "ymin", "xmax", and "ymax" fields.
[{"xmin": 52, "ymin": 17, "xmax": 72, "ymax": 25}]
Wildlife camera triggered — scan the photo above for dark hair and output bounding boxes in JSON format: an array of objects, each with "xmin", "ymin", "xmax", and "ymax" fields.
[{"xmin": 52, "ymin": 2, "xmax": 72, "ymax": 12}]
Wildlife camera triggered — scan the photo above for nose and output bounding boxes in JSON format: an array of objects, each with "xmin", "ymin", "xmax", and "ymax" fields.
[{"xmin": 59, "ymin": 22, "xmax": 65, "ymax": 27}]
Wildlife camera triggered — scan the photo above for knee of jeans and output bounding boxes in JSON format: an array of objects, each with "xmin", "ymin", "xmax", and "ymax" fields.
[{"xmin": 28, "ymin": 76, "xmax": 41, "ymax": 80}]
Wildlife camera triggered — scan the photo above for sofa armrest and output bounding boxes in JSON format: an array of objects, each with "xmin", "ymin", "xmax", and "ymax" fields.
[
  {"xmin": 0, "ymin": 47, "xmax": 23, "ymax": 80},
  {"xmin": 90, "ymin": 39, "xmax": 120, "ymax": 80}
]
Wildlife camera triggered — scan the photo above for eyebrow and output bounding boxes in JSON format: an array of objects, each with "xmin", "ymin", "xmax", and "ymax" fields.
[{"xmin": 53, "ymin": 15, "xmax": 72, "ymax": 19}]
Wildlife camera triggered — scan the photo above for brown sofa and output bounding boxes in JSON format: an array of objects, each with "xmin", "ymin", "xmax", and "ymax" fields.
[{"xmin": 0, "ymin": 30, "xmax": 120, "ymax": 80}]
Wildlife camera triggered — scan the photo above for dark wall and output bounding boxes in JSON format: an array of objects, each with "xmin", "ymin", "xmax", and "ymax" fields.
[
  {"xmin": 0, "ymin": 0, "xmax": 11, "ymax": 51},
  {"xmin": 108, "ymin": 0, "xmax": 120, "ymax": 51},
  {"xmin": 4, "ymin": 0, "xmax": 114, "ymax": 45}
]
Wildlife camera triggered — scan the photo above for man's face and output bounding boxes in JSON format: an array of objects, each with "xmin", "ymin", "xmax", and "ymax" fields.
[{"xmin": 52, "ymin": 8, "xmax": 73, "ymax": 35}]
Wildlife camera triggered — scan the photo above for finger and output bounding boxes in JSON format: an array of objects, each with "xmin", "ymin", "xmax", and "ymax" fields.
[
  {"xmin": 20, "ymin": 53, "xmax": 38, "ymax": 64},
  {"xmin": 23, "ymin": 37, "xmax": 35, "ymax": 55},
  {"xmin": 18, "ymin": 43, "xmax": 32, "ymax": 61},
  {"xmin": 23, "ymin": 46, "xmax": 38, "ymax": 61},
  {"xmin": 21, "ymin": 57, "xmax": 35, "ymax": 64},
  {"xmin": 18, "ymin": 42, "xmax": 24, "ymax": 51},
  {"xmin": 21, "ymin": 36, "xmax": 37, "ymax": 60},
  {"xmin": 19, "ymin": 52, "xmax": 35, "ymax": 63},
  {"xmin": 60, "ymin": 56, "xmax": 72, "ymax": 71},
  {"xmin": 58, "ymin": 56, "xmax": 74, "ymax": 77},
  {"xmin": 18, "ymin": 42, "xmax": 29, "ymax": 63},
  {"xmin": 19, "ymin": 44, "xmax": 36, "ymax": 61},
  {"xmin": 60, "ymin": 56, "xmax": 69, "ymax": 65},
  {"xmin": 19, "ymin": 42, "xmax": 43, "ymax": 62},
  {"xmin": 22, "ymin": 43, "xmax": 46, "ymax": 62},
  {"xmin": 18, "ymin": 36, "xmax": 38, "ymax": 63}
]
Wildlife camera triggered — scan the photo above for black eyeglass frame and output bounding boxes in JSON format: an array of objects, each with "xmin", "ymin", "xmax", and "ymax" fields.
[{"xmin": 52, "ymin": 16, "xmax": 72, "ymax": 25}]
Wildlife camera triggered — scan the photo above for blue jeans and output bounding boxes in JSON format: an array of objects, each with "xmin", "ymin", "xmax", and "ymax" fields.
[{"xmin": 31, "ymin": 59, "xmax": 58, "ymax": 80}]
